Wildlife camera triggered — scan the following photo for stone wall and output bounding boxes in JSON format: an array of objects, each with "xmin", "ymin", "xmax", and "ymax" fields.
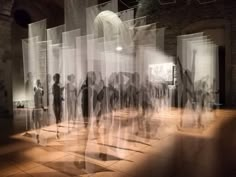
[{"xmin": 0, "ymin": 14, "xmax": 13, "ymax": 116}]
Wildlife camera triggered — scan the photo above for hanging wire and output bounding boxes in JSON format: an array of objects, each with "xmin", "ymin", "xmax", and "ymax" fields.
[{"xmin": 119, "ymin": 0, "xmax": 131, "ymax": 8}]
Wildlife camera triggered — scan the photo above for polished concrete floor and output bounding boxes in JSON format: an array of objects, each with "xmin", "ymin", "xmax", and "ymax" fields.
[{"xmin": 0, "ymin": 108, "xmax": 236, "ymax": 177}]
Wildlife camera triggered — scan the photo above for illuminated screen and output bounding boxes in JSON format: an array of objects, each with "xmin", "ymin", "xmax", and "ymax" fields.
[{"xmin": 149, "ymin": 63, "xmax": 175, "ymax": 84}]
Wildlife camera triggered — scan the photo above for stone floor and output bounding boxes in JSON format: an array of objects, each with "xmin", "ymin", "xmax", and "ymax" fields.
[{"xmin": 0, "ymin": 108, "xmax": 236, "ymax": 177}]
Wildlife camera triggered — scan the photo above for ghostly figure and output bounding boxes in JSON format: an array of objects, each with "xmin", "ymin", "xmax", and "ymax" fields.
[
  {"xmin": 25, "ymin": 72, "xmax": 34, "ymax": 131},
  {"xmin": 140, "ymin": 75, "xmax": 155, "ymax": 138},
  {"xmin": 52, "ymin": 73, "xmax": 64, "ymax": 138},
  {"xmin": 33, "ymin": 79, "xmax": 44, "ymax": 144},
  {"xmin": 25, "ymin": 72, "xmax": 34, "ymax": 101},
  {"xmin": 78, "ymin": 72, "xmax": 96, "ymax": 128},
  {"xmin": 66, "ymin": 74, "xmax": 77, "ymax": 125}
]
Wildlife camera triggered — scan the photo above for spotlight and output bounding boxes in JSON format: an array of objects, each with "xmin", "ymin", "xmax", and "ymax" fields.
[{"xmin": 116, "ymin": 46, "xmax": 123, "ymax": 52}]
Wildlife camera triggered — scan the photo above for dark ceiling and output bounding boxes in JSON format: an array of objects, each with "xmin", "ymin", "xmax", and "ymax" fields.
[{"xmin": 8, "ymin": 0, "xmax": 139, "ymax": 28}]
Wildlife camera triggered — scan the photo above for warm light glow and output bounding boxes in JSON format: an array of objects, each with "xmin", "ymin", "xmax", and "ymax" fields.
[{"xmin": 116, "ymin": 46, "xmax": 123, "ymax": 51}]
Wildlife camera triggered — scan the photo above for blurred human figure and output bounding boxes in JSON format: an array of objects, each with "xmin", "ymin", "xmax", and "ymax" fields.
[
  {"xmin": 123, "ymin": 72, "xmax": 140, "ymax": 137},
  {"xmin": 109, "ymin": 73, "xmax": 119, "ymax": 111},
  {"xmin": 140, "ymin": 76, "xmax": 155, "ymax": 139},
  {"xmin": 25, "ymin": 72, "xmax": 34, "ymax": 131},
  {"xmin": 158, "ymin": 82, "xmax": 169, "ymax": 109},
  {"xmin": 78, "ymin": 72, "xmax": 96, "ymax": 128},
  {"xmin": 46, "ymin": 74, "xmax": 53, "ymax": 126},
  {"xmin": 194, "ymin": 78, "xmax": 210, "ymax": 128},
  {"xmin": 177, "ymin": 50, "xmax": 196, "ymax": 128},
  {"xmin": 76, "ymin": 72, "xmax": 96, "ymax": 169},
  {"xmin": 66, "ymin": 74, "xmax": 77, "ymax": 127},
  {"xmin": 52, "ymin": 73, "xmax": 64, "ymax": 138},
  {"xmin": 89, "ymin": 72, "xmax": 102, "ymax": 124},
  {"xmin": 25, "ymin": 72, "xmax": 34, "ymax": 102},
  {"xmin": 115, "ymin": 73, "xmax": 125, "ymax": 109},
  {"xmin": 124, "ymin": 72, "xmax": 140, "ymax": 108},
  {"xmin": 132, "ymin": 72, "xmax": 142, "ymax": 135},
  {"xmin": 107, "ymin": 73, "xmax": 119, "ymax": 148},
  {"xmin": 94, "ymin": 72, "xmax": 104, "ymax": 126},
  {"xmin": 96, "ymin": 79, "xmax": 113, "ymax": 160},
  {"xmin": 32, "ymin": 79, "xmax": 44, "ymax": 144}
]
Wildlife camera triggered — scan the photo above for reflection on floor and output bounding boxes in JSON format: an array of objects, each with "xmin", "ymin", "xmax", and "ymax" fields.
[{"xmin": 1, "ymin": 108, "xmax": 236, "ymax": 177}]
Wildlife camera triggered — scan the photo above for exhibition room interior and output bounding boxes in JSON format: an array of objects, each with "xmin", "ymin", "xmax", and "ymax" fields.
[{"xmin": 0, "ymin": 0, "xmax": 236, "ymax": 176}]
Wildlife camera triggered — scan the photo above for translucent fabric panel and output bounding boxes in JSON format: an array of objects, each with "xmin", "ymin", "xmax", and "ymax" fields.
[
  {"xmin": 47, "ymin": 42, "xmax": 64, "ymax": 93},
  {"xmin": 36, "ymin": 41, "xmax": 48, "ymax": 106},
  {"xmin": 183, "ymin": 36, "xmax": 209, "ymax": 70},
  {"xmin": 123, "ymin": 16, "xmax": 147, "ymax": 28},
  {"xmin": 27, "ymin": 19, "xmax": 47, "ymax": 96},
  {"xmin": 65, "ymin": 0, "xmax": 117, "ymax": 33},
  {"xmin": 104, "ymin": 39, "xmax": 134, "ymax": 73},
  {"xmin": 111, "ymin": 0, "xmax": 118, "ymax": 11},
  {"xmin": 29, "ymin": 19, "xmax": 47, "ymax": 41},
  {"xmin": 47, "ymin": 25, "xmax": 65, "ymax": 45},
  {"xmin": 76, "ymin": 35, "xmax": 88, "ymax": 85},
  {"xmin": 62, "ymin": 29, "xmax": 81, "ymax": 87},
  {"xmin": 23, "ymin": 37, "xmax": 39, "ymax": 103},
  {"xmin": 76, "ymin": 35, "xmax": 95, "ymax": 84},
  {"xmin": 176, "ymin": 33, "xmax": 205, "ymax": 107},
  {"xmin": 134, "ymin": 27, "xmax": 165, "ymax": 50},
  {"xmin": 177, "ymin": 33, "xmax": 218, "ymax": 128},
  {"xmin": 28, "ymin": 36, "xmax": 39, "ymax": 78},
  {"xmin": 22, "ymin": 38, "xmax": 35, "ymax": 103},
  {"xmin": 47, "ymin": 24, "xmax": 66, "ymax": 95},
  {"xmin": 103, "ymin": 40, "xmax": 135, "ymax": 148},
  {"xmin": 64, "ymin": 0, "xmax": 86, "ymax": 32},
  {"xmin": 188, "ymin": 40, "xmax": 217, "ymax": 86},
  {"xmin": 133, "ymin": 23, "xmax": 158, "ymax": 47},
  {"xmin": 35, "ymin": 41, "xmax": 47, "ymax": 80},
  {"xmin": 62, "ymin": 29, "xmax": 80, "ymax": 48},
  {"xmin": 28, "ymin": 20, "xmax": 47, "ymax": 84},
  {"xmin": 75, "ymin": 35, "xmax": 95, "ymax": 124},
  {"xmin": 62, "ymin": 29, "xmax": 81, "ymax": 123},
  {"xmin": 117, "ymin": 8, "xmax": 134, "ymax": 22},
  {"xmin": 177, "ymin": 32, "xmax": 204, "ymax": 70},
  {"xmin": 103, "ymin": 40, "xmax": 135, "ymax": 97},
  {"xmin": 87, "ymin": 34, "xmax": 97, "ymax": 71},
  {"xmin": 46, "ymin": 25, "xmax": 66, "ymax": 124},
  {"xmin": 47, "ymin": 43, "xmax": 63, "ymax": 82},
  {"xmin": 137, "ymin": 46, "xmax": 173, "ymax": 83},
  {"xmin": 22, "ymin": 38, "xmax": 30, "ymax": 83},
  {"xmin": 86, "ymin": 36, "xmax": 105, "ymax": 118},
  {"xmin": 47, "ymin": 42, "xmax": 63, "ymax": 124},
  {"xmin": 156, "ymin": 28, "xmax": 166, "ymax": 51},
  {"xmin": 134, "ymin": 26, "xmax": 166, "ymax": 80},
  {"xmin": 122, "ymin": 16, "xmax": 147, "ymax": 49}
]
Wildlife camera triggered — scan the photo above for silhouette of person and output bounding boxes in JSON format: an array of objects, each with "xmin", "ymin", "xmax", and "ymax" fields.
[
  {"xmin": 140, "ymin": 76, "xmax": 154, "ymax": 138},
  {"xmin": 32, "ymin": 79, "xmax": 44, "ymax": 144},
  {"xmin": 66, "ymin": 74, "xmax": 77, "ymax": 126},
  {"xmin": 25, "ymin": 72, "xmax": 34, "ymax": 131},
  {"xmin": 52, "ymin": 73, "xmax": 64, "ymax": 138},
  {"xmin": 78, "ymin": 73, "xmax": 95, "ymax": 128},
  {"xmin": 25, "ymin": 72, "xmax": 34, "ymax": 103}
]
